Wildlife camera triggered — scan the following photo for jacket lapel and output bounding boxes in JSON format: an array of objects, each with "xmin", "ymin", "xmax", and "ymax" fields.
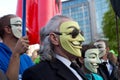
[
  {"xmin": 50, "ymin": 59, "xmax": 79, "ymax": 80},
  {"xmin": 109, "ymin": 61, "xmax": 117, "ymax": 78}
]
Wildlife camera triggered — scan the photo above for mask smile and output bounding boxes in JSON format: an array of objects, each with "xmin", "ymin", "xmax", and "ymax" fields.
[
  {"xmin": 71, "ymin": 41, "xmax": 82, "ymax": 48},
  {"xmin": 91, "ymin": 62, "xmax": 99, "ymax": 69}
]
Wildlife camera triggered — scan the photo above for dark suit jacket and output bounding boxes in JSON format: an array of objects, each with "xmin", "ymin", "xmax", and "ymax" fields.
[
  {"xmin": 98, "ymin": 60, "xmax": 118, "ymax": 80},
  {"xmin": 22, "ymin": 59, "xmax": 87, "ymax": 80}
]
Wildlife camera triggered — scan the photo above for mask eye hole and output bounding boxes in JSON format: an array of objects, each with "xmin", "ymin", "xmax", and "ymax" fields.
[
  {"xmin": 11, "ymin": 24, "xmax": 22, "ymax": 27},
  {"xmin": 96, "ymin": 45, "xmax": 103, "ymax": 48},
  {"xmin": 69, "ymin": 28, "xmax": 79, "ymax": 38}
]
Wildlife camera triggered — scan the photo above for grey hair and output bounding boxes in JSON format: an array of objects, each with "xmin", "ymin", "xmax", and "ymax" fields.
[{"xmin": 40, "ymin": 15, "xmax": 73, "ymax": 61}]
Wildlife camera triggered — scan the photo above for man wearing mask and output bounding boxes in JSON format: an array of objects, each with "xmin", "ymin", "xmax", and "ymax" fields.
[
  {"xmin": 94, "ymin": 40, "xmax": 118, "ymax": 80},
  {"xmin": 81, "ymin": 44, "xmax": 103, "ymax": 80},
  {"xmin": 22, "ymin": 15, "xmax": 87, "ymax": 80},
  {"xmin": 0, "ymin": 14, "xmax": 34, "ymax": 80}
]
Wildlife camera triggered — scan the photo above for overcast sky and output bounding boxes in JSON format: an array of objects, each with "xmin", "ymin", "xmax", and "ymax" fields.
[{"xmin": 0, "ymin": 0, "xmax": 17, "ymax": 17}]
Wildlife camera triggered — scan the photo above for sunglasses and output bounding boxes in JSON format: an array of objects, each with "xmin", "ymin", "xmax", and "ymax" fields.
[{"xmin": 54, "ymin": 28, "xmax": 83, "ymax": 38}]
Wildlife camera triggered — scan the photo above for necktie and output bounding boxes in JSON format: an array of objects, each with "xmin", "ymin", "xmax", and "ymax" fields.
[
  {"xmin": 70, "ymin": 62, "xmax": 87, "ymax": 80},
  {"xmin": 102, "ymin": 62, "xmax": 109, "ymax": 76},
  {"xmin": 103, "ymin": 62, "xmax": 108, "ymax": 65},
  {"xmin": 70, "ymin": 62, "xmax": 80, "ymax": 73}
]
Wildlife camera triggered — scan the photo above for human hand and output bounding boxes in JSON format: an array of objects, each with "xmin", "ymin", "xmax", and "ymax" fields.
[{"xmin": 13, "ymin": 36, "xmax": 29, "ymax": 55}]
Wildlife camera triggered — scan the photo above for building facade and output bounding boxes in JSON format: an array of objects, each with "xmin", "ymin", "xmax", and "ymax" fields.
[
  {"xmin": 94, "ymin": 0, "xmax": 109, "ymax": 35},
  {"xmin": 62, "ymin": 0, "xmax": 108, "ymax": 44}
]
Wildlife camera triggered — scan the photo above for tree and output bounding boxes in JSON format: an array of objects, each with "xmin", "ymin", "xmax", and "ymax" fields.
[{"xmin": 102, "ymin": 0, "xmax": 120, "ymax": 55}]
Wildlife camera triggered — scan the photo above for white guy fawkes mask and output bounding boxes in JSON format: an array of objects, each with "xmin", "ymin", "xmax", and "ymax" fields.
[
  {"xmin": 94, "ymin": 41, "xmax": 106, "ymax": 58},
  {"xmin": 84, "ymin": 49, "xmax": 101, "ymax": 73},
  {"xmin": 10, "ymin": 17, "xmax": 22, "ymax": 38}
]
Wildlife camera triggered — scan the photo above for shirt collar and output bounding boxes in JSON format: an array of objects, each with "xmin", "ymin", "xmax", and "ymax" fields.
[
  {"xmin": 101, "ymin": 59, "xmax": 109, "ymax": 63},
  {"xmin": 55, "ymin": 54, "xmax": 71, "ymax": 68}
]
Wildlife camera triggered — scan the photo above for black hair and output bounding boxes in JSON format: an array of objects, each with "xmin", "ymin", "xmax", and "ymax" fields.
[
  {"xmin": 0, "ymin": 14, "xmax": 17, "ymax": 39},
  {"xmin": 81, "ymin": 43, "xmax": 97, "ymax": 58}
]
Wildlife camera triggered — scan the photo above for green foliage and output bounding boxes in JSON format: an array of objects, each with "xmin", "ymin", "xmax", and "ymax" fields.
[{"xmin": 102, "ymin": 0, "xmax": 120, "ymax": 54}]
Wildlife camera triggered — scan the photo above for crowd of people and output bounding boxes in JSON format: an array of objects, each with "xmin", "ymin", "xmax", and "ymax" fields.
[{"xmin": 0, "ymin": 14, "xmax": 120, "ymax": 80}]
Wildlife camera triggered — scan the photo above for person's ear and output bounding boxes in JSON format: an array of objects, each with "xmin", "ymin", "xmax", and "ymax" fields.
[
  {"xmin": 49, "ymin": 32, "xmax": 59, "ymax": 45},
  {"xmin": 4, "ymin": 26, "xmax": 12, "ymax": 34}
]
